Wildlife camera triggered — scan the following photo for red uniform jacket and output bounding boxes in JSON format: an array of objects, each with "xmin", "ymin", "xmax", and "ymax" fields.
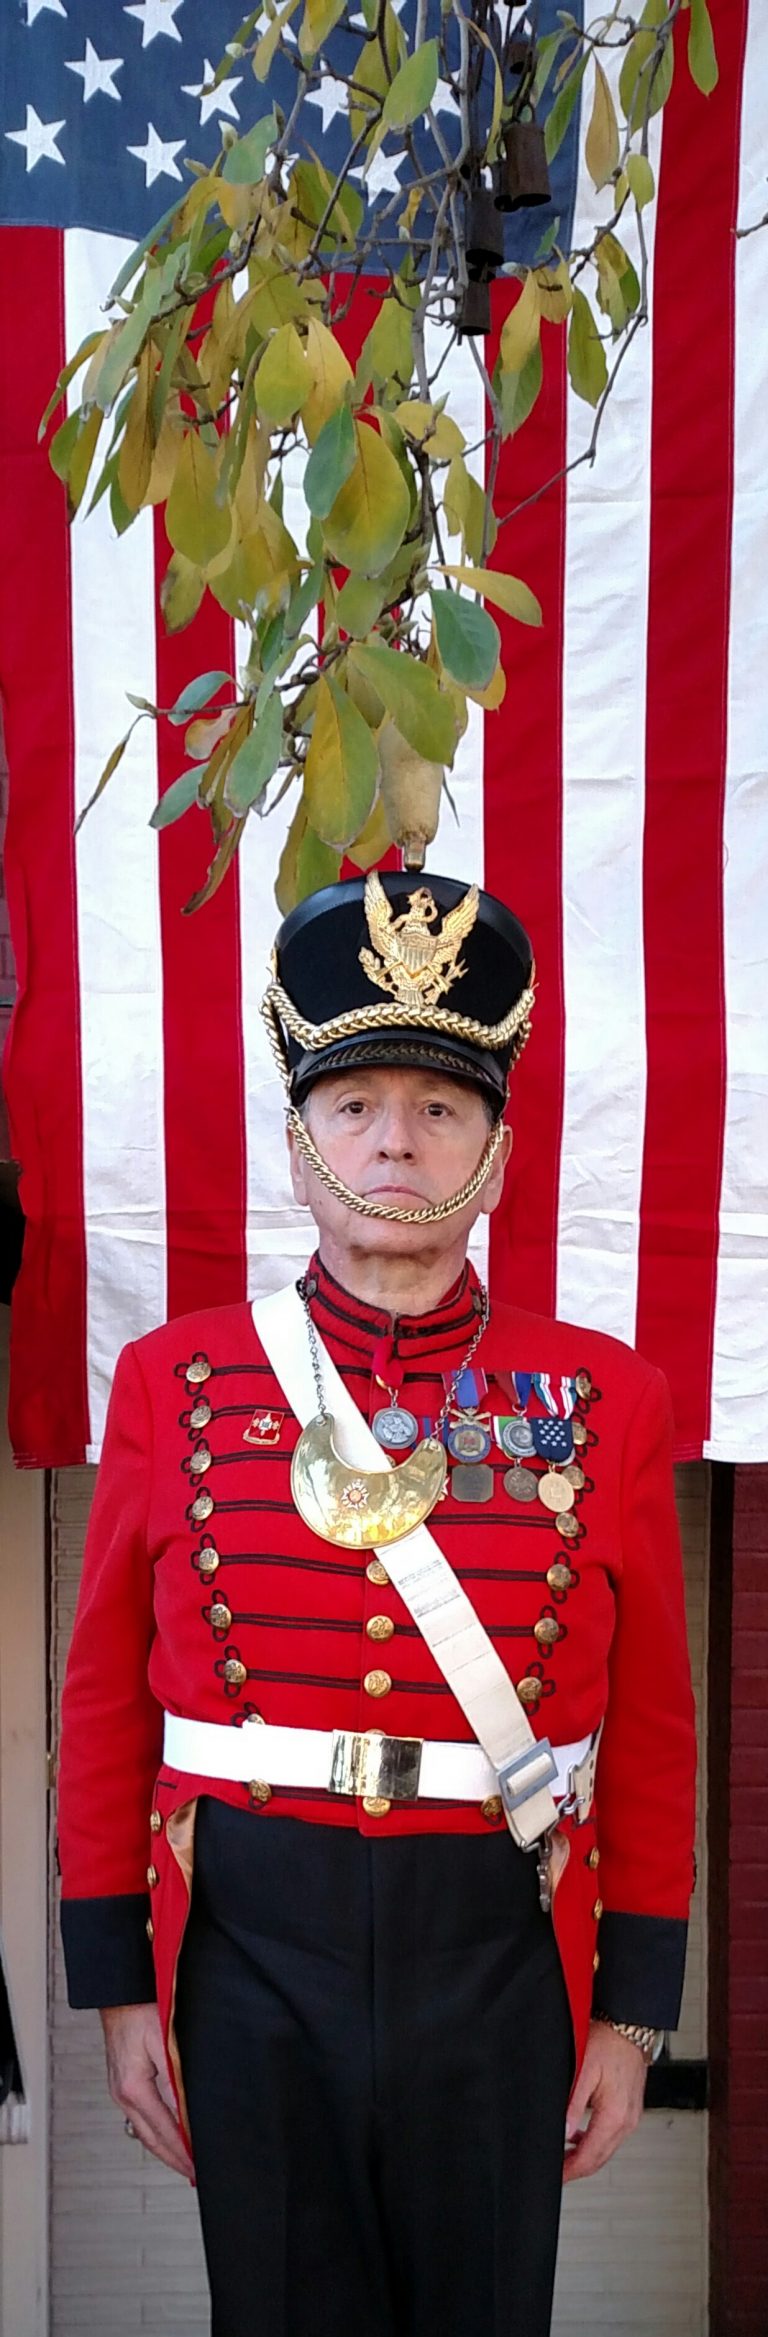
[{"xmin": 59, "ymin": 1256, "xmax": 696, "ymax": 2112}]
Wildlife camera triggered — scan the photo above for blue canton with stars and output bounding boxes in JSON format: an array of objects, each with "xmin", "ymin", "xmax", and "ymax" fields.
[{"xmin": 0, "ymin": 0, "xmax": 580, "ymax": 265}]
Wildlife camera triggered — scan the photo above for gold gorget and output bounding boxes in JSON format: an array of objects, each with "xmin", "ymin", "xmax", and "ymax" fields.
[{"xmin": 290, "ymin": 1413, "xmax": 448, "ymax": 1548}]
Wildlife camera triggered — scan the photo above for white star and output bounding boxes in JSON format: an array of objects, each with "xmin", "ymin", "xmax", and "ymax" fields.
[
  {"xmin": 182, "ymin": 58, "xmax": 241, "ymax": 128},
  {"xmin": 357, "ymin": 147, "xmax": 405, "ymax": 201},
  {"xmin": 23, "ymin": 1, "xmax": 66, "ymax": 21},
  {"xmin": 127, "ymin": 122, "xmax": 185, "ymax": 188},
  {"xmin": 6, "ymin": 103, "xmax": 65, "ymax": 172},
  {"xmin": 66, "ymin": 40, "xmax": 124, "ymax": 103},
  {"xmin": 433, "ymin": 78, "xmax": 459, "ymax": 119},
  {"xmin": 305, "ymin": 76, "xmax": 348, "ymax": 135},
  {"xmin": 124, "ymin": 0, "xmax": 183, "ymax": 49}
]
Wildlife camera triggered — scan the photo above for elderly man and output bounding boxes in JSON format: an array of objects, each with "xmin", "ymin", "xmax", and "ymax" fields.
[{"xmin": 58, "ymin": 870, "xmax": 696, "ymax": 2337}]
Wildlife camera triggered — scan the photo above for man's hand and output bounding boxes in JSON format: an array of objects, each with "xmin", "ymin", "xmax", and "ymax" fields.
[
  {"xmin": 100, "ymin": 2002, "xmax": 194, "ymax": 2179},
  {"xmin": 563, "ymin": 2019, "xmax": 647, "ymax": 2184}
]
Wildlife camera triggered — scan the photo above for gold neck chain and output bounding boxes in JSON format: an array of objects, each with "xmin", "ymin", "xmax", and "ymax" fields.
[{"xmin": 287, "ymin": 1104, "xmax": 505, "ymax": 1226}]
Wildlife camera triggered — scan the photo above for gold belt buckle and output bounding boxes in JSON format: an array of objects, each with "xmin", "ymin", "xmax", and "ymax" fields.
[{"xmin": 329, "ymin": 1729, "xmax": 423, "ymax": 1802}]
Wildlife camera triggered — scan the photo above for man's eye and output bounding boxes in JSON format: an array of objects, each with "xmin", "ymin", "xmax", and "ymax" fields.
[{"xmin": 340, "ymin": 1099, "xmax": 367, "ymax": 1115}]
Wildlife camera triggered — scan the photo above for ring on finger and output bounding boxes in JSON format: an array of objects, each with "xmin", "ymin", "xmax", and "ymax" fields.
[{"xmin": 124, "ymin": 2117, "xmax": 139, "ymax": 2140}]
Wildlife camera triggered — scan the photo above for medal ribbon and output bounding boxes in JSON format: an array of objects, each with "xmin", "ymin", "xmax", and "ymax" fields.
[
  {"xmin": 442, "ymin": 1365, "xmax": 489, "ymax": 1415},
  {"xmin": 533, "ymin": 1371, "xmax": 577, "ymax": 1420}
]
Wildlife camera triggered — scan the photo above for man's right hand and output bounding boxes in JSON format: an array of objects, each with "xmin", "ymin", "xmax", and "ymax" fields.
[{"xmin": 100, "ymin": 2002, "xmax": 194, "ymax": 2179}]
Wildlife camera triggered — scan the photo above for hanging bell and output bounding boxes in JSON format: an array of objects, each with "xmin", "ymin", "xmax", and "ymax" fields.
[
  {"xmin": 464, "ymin": 189, "xmax": 505, "ymax": 280},
  {"xmin": 497, "ymin": 121, "xmax": 551, "ymax": 213},
  {"xmin": 457, "ymin": 279, "xmax": 492, "ymax": 339}
]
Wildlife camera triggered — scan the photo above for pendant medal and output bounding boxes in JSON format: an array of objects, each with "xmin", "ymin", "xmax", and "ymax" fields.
[
  {"xmin": 371, "ymin": 1404, "xmax": 419, "ymax": 1450},
  {"xmin": 537, "ymin": 1469, "xmax": 575, "ymax": 1515},
  {"xmin": 503, "ymin": 1463, "xmax": 538, "ymax": 1503},
  {"xmin": 291, "ymin": 1414, "xmax": 447, "ymax": 1547},
  {"xmin": 447, "ymin": 1416, "xmax": 492, "ymax": 1461},
  {"xmin": 451, "ymin": 1462, "xmax": 494, "ymax": 1503},
  {"xmin": 497, "ymin": 1415, "xmax": 536, "ymax": 1459}
]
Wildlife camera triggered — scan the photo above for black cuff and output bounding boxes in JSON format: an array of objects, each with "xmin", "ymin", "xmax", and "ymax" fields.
[
  {"xmin": 591, "ymin": 1911, "xmax": 688, "ymax": 2030},
  {"xmin": 60, "ymin": 1894, "xmax": 157, "ymax": 2010}
]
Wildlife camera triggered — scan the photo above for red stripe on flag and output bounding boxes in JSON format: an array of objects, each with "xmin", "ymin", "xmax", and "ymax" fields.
[
  {"xmin": 636, "ymin": 0, "xmax": 746, "ymax": 1453},
  {"xmin": 0, "ymin": 229, "xmax": 90, "ymax": 1465},
  {"xmin": 153, "ymin": 516, "xmax": 247, "ymax": 1318},
  {"xmin": 487, "ymin": 284, "xmax": 567, "ymax": 1317}
]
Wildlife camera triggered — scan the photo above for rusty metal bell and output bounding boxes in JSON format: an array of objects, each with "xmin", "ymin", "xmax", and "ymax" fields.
[
  {"xmin": 464, "ymin": 189, "xmax": 505, "ymax": 279},
  {"xmin": 457, "ymin": 279, "xmax": 492, "ymax": 339},
  {"xmin": 497, "ymin": 121, "xmax": 551, "ymax": 213}
]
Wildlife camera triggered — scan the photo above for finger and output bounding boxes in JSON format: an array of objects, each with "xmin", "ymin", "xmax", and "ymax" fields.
[
  {"xmin": 563, "ymin": 2111, "xmax": 629, "ymax": 2185},
  {"xmin": 119, "ymin": 2082, "xmax": 194, "ymax": 2179},
  {"xmin": 123, "ymin": 2107, "xmax": 193, "ymax": 2180},
  {"xmin": 152, "ymin": 2059, "xmax": 182, "ymax": 2122}
]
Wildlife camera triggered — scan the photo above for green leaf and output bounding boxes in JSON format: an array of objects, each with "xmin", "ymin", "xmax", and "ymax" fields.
[
  {"xmin": 225, "ymin": 694, "xmax": 284, "ymax": 814},
  {"xmin": 149, "ymin": 767, "xmax": 202, "ymax": 831},
  {"xmin": 253, "ymin": 0, "xmax": 302, "ymax": 81},
  {"xmin": 39, "ymin": 330, "xmax": 105, "ymax": 440},
  {"xmin": 350, "ymin": 645, "xmax": 457, "ymax": 765},
  {"xmin": 49, "ymin": 409, "xmax": 80, "ymax": 484},
  {"xmin": 285, "ymin": 562, "xmax": 325, "ymax": 639},
  {"xmin": 585, "ymin": 58, "xmax": 619, "ymax": 191},
  {"xmin": 624, "ymin": 152, "xmax": 655, "ymax": 208},
  {"xmin": 107, "ymin": 193, "xmax": 188, "ymax": 302},
  {"xmin": 544, "ymin": 50, "xmax": 588, "ymax": 163},
  {"xmin": 299, "ymin": 0, "xmax": 346, "ymax": 58},
  {"xmin": 335, "ymin": 575, "xmax": 385, "ymax": 638},
  {"xmin": 436, "ymin": 565, "xmax": 542, "ymax": 628},
  {"xmin": 296, "ymin": 821, "xmax": 341, "ymax": 903},
  {"xmin": 166, "ymin": 433, "xmax": 231, "ymax": 565},
  {"xmin": 499, "ymin": 340, "xmax": 544, "ymax": 440},
  {"xmin": 356, "ymin": 296, "xmax": 415, "ymax": 400},
  {"xmin": 619, "ymin": 3, "xmax": 674, "ymax": 133},
  {"xmin": 688, "ymin": 0, "xmax": 718, "ymax": 95},
  {"xmin": 380, "ymin": 39, "xmax": 438, "ymax": 133},
  {"xmin": 430, "ymin": 590, "xmax": 499, "ymax": 690},
  {"xmin": 304, "ymin": 403, "xmax": 356, "ymax": 520},
  {"xmin": 221, "ymin": 111, "xmax": 278, "ymax": 183},
  {"xmin": 161, "ymin": 551, "xmax": 206, "ymax": 634},
  {"xmin": 323, "ymin": 420, "xmax": 410, "ymax": 579},
  {"xmin": 68, "ymin": 406, "xmax": 104, "ymax": 515},
  {"xmin": 254, "ymin": 323, "xmax": 312, "ymax": 425},
  {"xmin": 168, "ymin": 671, "xmax": 232, "ymax": 726},
  {"xmin": 304, "ymin": 675, "xmax": 378, "ymax": 847},
  {"xmin": 567, "ymin": 287, "xmax": 608, "ymax": 408}
]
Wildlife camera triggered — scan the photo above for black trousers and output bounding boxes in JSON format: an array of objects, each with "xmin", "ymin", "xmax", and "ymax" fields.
[{"xmin": 176, "ymin": 1801, "xmax": 574, "ymax": 2337}]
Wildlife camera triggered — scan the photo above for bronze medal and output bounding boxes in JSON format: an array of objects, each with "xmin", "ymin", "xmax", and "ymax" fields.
[
  {"xmin": 451, "ymin": 1462, "xmax": 494, "ymax": 1503},
  {"xmin": 537, "ymin": 1469, "xmax": 574, "ymax": 1514},
  {"xmin": 503, "ymin": 1463, "xmax": 538, "ymax": 1503},
  {"xmin": 562, "ymin": 1460, "xmax": 585, "ymax": 1489},
  {"xmin": 556, "ymin": 1512, "xmax": 580, "ymax": 1541}
]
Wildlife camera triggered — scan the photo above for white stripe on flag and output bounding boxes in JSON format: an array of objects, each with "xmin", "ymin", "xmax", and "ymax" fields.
[
  {"xmin": 706, "ymin": 0, "xmax": 768, "ymax": 1462},
  {"xmin": 556, "ymin": 76, "xmax": 662, "ymax": 1343},
  {"xmin": 66, "ymin": 231, "xmax": 167, "ymax": 1457}
]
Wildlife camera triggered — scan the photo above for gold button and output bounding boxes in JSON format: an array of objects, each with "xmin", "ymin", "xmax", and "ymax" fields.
[
  {"xmin": 592, "ymin": 1950, "xmax": 600, "ymax": 1972},
  {"xmin": 146, "ymin": 1918, "xmax": 154, "ymax": 1942},
  {"xmin": 189, "ymin": 1444, "xmax": 212, "ymax": 1477},
  {"xmin": 186, "ymin": 1355, "xmax": 212, "ymax": 1386},
  {"xmin": 562, "ymin": 1462, "xmax": 585, "ymax": 1490},
  {"xmin": 224, "ymin": 1658, "xmax": 247, "ymax": 1686},
  {"xmin": 366, "ymin": 1614, "xmax": 394, "ymax": 1642},
  {"xmin": 209, "ymin": 1601, "xmax": 232, "ymax": 1632},
  {"xmin": 556, "ymin": 1513, "xmax": 580, "ymax": 1541},
  {"xmin": 191, "ymin": 1491, "xmax": 214, "ymax": 1522},
  {"xmin": 149, "ymin": 1810, "xmax": 162, "ymax": 1835},
  {"xmin": 248, "ymin": 1780, "xmax": 272, "ymax": 1805},
  {"xmin": 481, "ymin": 1794, "xmax": 503, "ymax": 1824},
  {"xmin": 363, "ymin": 1669, "xmax": 392, "ymax": 1699},
  {"xmin": 516, "ymin": 1676, "xmax": 542, "ymax": 1708},
  {"xmin": 362, "ymin": 1796, "xmax": 391, "ymax": 1817},
  {"xmin": 534, "ymin": 1617, "xmax": 560, "ymax": 1648},
  {"xmin": 146, "ymin": 1865, "xmax": 158, "ymax": 1889},
  {"xmin": 190, "ymin": 1399, "xmax": 212, "ymax": 1431},
  {"xmin": 587, "ymin": 1846, "xmax": 600, "ymax": 1870},
  {"xmin": 197, "ymin": 1545, "xmax": 220, "ymax": 1578},
  {"xmin": 575, "ymin": 1370, "xmax": 592, "ymax": 1399},
  {"xmin": 592, "ymin": 1897, "xmax": 603, "ymax": 1921},
  {"xmin": 547, "ymin": 1563, "xmax": 573, "ymax": 1594},
  {"xmin": 366, "ymin": 1559, "xmax": 390, "ymax": 1586},
  {"xmin": 572, "ymin": 1418, "xmax": 588, "ymax": 1448}
]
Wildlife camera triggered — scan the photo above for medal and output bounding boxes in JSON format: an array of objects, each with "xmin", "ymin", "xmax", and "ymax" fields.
[
  {"xmin": 243, "ymin": 1408, "xmax": 283, "ymax": 1447},
  {"xmin": 371, "ymin": 1404, "xmax": 419, "ymax": 1450},
  {"xmin": 503, "ymin": 1463, "xmax": 538, "ymax": 1503},
  {"xmin": 496, "ymin": 1415, "xmax": 535, "ymax": 1459},
  {"xmin": 531, "ymin": 1417, "xmax": 574, "ymax": 1465},
  {"xmin": 450, "ymin": 1462, "xmax": 494, "ymax": 1503},
  {"xmin": 538, "ymin": 1469, "xmax": 574, "ymax": 1514},
  {"xmin": 447, "ymin": 1416, "xmax": 492, "ymax": 1460}
]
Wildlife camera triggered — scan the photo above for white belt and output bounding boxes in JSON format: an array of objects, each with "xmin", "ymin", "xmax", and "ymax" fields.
[{"xmin": 163, "ymin": 1712, "xmax": 596, "ymax": 1812}]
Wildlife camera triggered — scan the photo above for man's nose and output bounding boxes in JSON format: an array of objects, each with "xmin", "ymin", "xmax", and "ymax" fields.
[{"xmin": 377, "ymin": 1106, "xmax": 415, "ymax": 1156}]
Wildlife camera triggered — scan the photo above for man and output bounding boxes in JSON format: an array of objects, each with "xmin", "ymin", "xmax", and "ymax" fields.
[{"xmin": 58, "ymin": 870, "xmax": 696, "ymax": 2337}]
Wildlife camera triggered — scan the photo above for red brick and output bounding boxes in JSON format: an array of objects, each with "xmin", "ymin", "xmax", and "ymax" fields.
[
  {"xmin": 732, "ymin": 1590, "xmax": 768, "ymax": 1629},
  {"xmin": 727, "ymin": 1756, "xmax": 768, "ymax": 1796},
  {"xmin": 730, "ymin": 1514, "xmax": 768, "ymax": 1551},
  {"xmin": 727, "ymin": 2014, "xmax": 766, "ymax": 2051},
  {"xmin": 731, "ymin": 1671, "xmax": 768, "ymax": 1707},
  {"xmin": 729, "ymin": 1825, "xmax": 768, "ymax": 1862},
  {"xmin": 733, "ymin": 1467, "xmax": 768, "ymax": 1517},
  {"xmin": 731, "ymin": 1555, "xmax": 768, "ymax": 1593},
  {"xmin": 732, "ymin": 1709, "xmax": 768, "ymax": 1747},
  {"xmin": 729, "ymin": 1943, "xmax": 768, "ymax": 1982}
]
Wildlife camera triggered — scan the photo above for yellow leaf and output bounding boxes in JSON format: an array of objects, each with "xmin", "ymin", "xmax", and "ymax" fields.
[
  {"xmin": 184, "ymin": 709, "xmax": 236, "ymax": 761},
  {"xmin": 253, "ymin": 0, "xmax": 302, "ymax": 81},
  {"xmin": 145, "ymin": 405, "xmax": 184, "ymax": 505},
  {"xmin": 395, "ymin": 401, "xmax": 465, "ymax": 461},
  {"xmin": 436, "ymin": 564, "xmax": 542, "ymax": 627},
  {"xmin": 464, "ymin": 661, "xmax": 507, "ymax": 711},
  {"xmin": 304, "ymin": 675, "xmax": 378, "ymax": 848},
  {"xmin": 625, "ymin": 152, "xmax": 655, "ymax": 208},
  {"xmin": 585, "ymin": 58, "xmax": 620, "ymax": 191},
  {"xmin": 118, "ymin": 342, "xmax": 156, "ymax": 513},
  {"xmin": 254, "ymin": 322, "xmax": 312, "ymax": 424},
  {"xmin": 217, "ymin": 176, "xmax": 258, "ymax": 233},
  {"xmin": 302, "ymin": 319, "xmax": 354, "ymax": 445},
  {"xmin": 166, "ymin": 432, "xmax": 231, "ymax": 566},
  {"xmin": 376, "ymin": 719, "xmax": 443, "ymax": 860},
  {"xmin": 207, "ymin": 499, "xmax": 299, "ymax": 615},
  {"xmin": 299, "ymin": 0, "xmax": 346, "ymax": 58},
  {"xmin": 161, "ymin": 551, "xmax": 206, "ymax": 634},
  {"xmin": 323, "ymin": 420, "xmax": 410, "ymax": 579},
  {"xmin": 499, "ymin": 273, "xmax": 542, "ymax": 374},
  {"xmin": 345, "ymin": 793, "xmax": 392, "ymax": 870},
  {"xmin": 534, "ymin": 260, "xmax": 573, "ymax": 326}
]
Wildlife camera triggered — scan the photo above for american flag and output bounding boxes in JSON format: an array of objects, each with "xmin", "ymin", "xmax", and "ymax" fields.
[{"xmin": 0, "ymin": 0, "xmax": 766, "ymax": 1468}]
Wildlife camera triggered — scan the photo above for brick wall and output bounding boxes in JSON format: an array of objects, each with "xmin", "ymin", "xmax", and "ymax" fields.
[{"xmin": 709, "ymin": 1462, "xmax": 768, "ymax": 2335}]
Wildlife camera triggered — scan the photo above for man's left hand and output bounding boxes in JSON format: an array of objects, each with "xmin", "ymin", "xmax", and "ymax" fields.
[{"xmin": 563, "ymin": 2019, "xmax": 647, "ymax": 2183}]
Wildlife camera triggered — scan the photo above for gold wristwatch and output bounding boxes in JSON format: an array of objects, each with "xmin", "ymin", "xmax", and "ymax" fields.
[{"xmin": 595, "ymin": 2016, "xmax": 664, "ymax": 2065}]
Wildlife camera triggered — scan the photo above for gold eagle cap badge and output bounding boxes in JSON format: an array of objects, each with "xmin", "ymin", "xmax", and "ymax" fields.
[{"xmin": 360, "ymin": 872, "xmax": 480, "ymax": 1011}]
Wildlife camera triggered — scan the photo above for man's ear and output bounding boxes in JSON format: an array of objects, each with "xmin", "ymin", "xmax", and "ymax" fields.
[
  {"xmin": 286, "ymin": 1117, "xmax": 310, "ymax": 1208},
  {"xmin": 479, "ymin": 1121, "xmax": 512, "ymax": 1218}
]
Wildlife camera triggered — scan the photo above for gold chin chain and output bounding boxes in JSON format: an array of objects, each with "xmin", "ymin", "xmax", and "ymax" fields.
[{"xmin": 287, "ymin": 1104, "xmax": 505, "ymax": 1226}]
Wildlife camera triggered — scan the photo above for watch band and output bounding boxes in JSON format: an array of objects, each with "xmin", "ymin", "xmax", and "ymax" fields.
[{"xmin": 595, "ymin": 2016, "xmax": 663, "ymax": 2065}]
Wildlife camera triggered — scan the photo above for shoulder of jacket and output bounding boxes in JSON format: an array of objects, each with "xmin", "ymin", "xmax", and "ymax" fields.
[
  {"xmin": 484, "ymin": 1296, "xmax": 661, "ymax": 1394},
  {"xmin": 126, "ymin": 1300, "xmax": 253, "ymax": 1377}
]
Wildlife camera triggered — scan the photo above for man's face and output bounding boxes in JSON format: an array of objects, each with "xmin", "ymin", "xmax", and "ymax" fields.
[{"xmin": 286, "ymin": 1065, "xmax": 511, "ymax": 1260}]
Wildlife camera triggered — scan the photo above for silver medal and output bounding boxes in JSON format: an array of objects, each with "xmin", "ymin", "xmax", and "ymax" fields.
[
  {"xmin": 451, "ymin": 1462, "xmax": 495, "ymax": 1503},
  {"xmin": 503, "ymin": 1463, "xmax": 538, "ymax": 1503},
  {"xmin": 499, "ymin": 1417, "xmax": 536, "ymax": 1459},
  {"xmin": 371, "ymin": 1404, "xmax": 419, "ymax": 1450}
]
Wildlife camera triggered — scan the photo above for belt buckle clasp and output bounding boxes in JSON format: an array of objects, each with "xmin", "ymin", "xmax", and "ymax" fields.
[{"xmin": 329, "ymin": 1729, "xmax": 423, "ymax": 1802}]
